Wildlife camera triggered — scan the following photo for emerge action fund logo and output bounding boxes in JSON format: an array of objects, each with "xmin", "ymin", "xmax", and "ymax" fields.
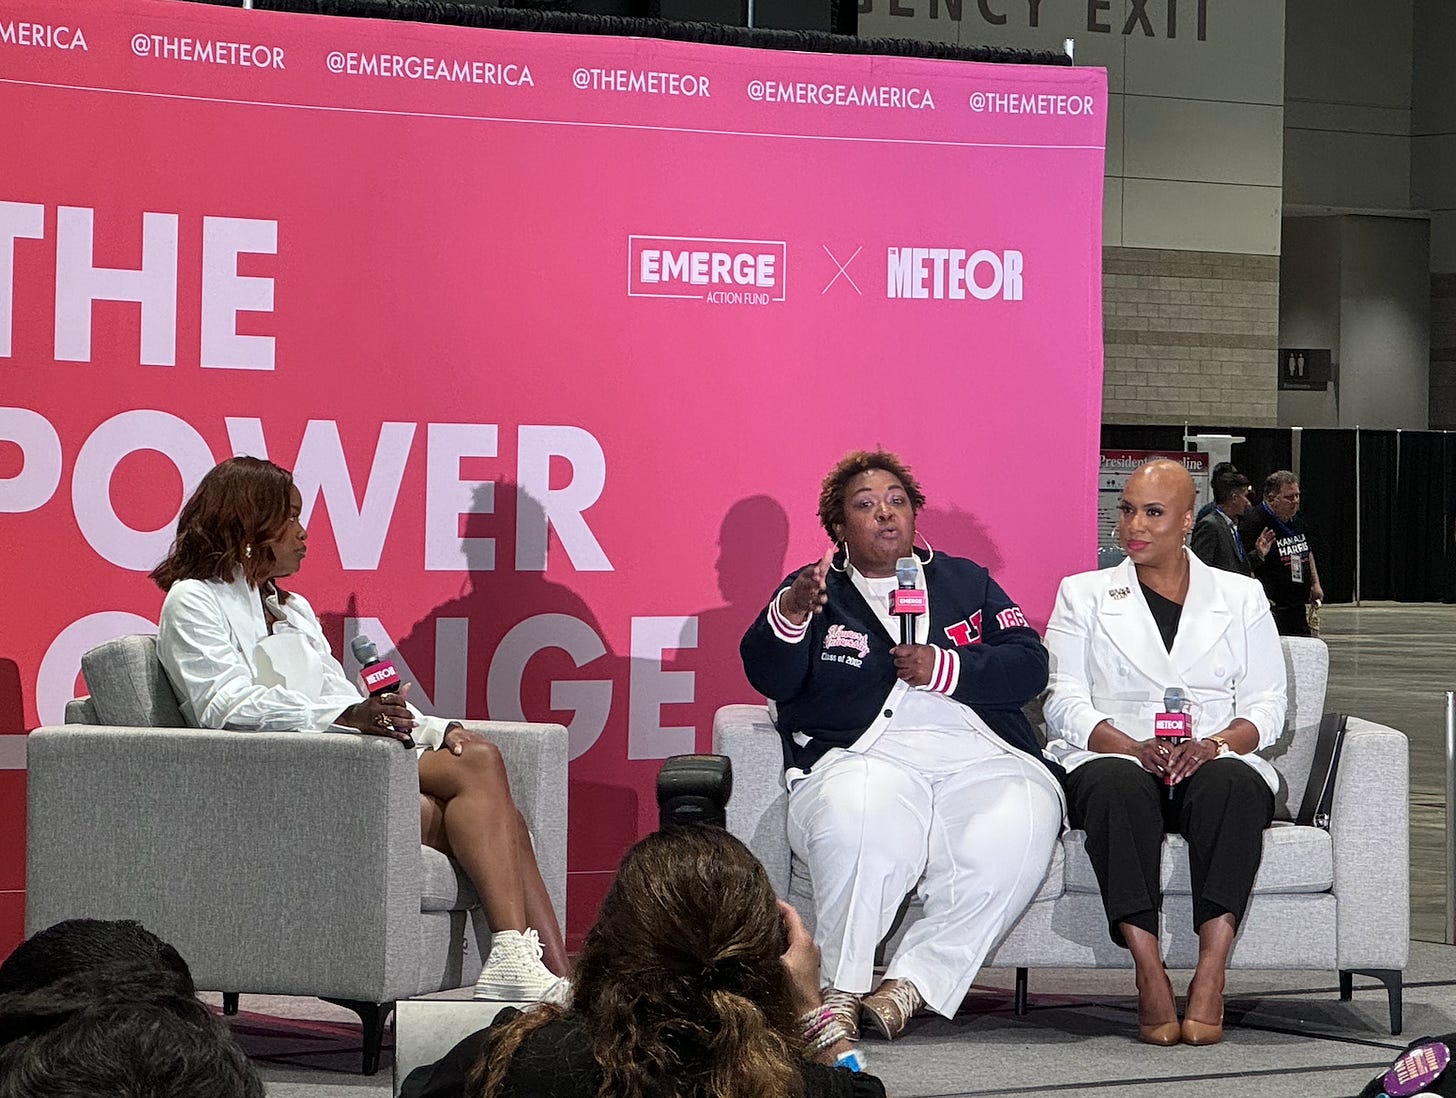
[{"xmin": 628, "ymin": 236, "xmax": 787, "ymax": 306}]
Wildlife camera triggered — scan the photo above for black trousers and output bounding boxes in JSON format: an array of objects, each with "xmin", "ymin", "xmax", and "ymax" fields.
[
  {"xmin": 1064, "ymin": 757, "xmax": 1275, "ymax": 947},
  {"xmin": 1270, "ymin": 604, "xmax": 1311, "ymax": 636}
]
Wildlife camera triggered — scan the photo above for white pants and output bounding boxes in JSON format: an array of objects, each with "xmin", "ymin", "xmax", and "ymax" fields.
[{"xmin": 787, "ymin": 729, "xmax": 1061, "ymax": 1018}]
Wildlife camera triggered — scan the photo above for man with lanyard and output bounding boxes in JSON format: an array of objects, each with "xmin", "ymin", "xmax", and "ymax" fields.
[
  {"xmin": 1238, "ymin": 470, "xmax": 1324, "ymax": 635},
  {"xmin": 1191, "ymin": 469, "xmax": 1274, "ymax": 576}
]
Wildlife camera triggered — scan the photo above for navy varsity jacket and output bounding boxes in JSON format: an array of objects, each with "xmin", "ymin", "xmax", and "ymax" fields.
[{"xmin": 739, "ymin": 550, "xmax": 1054, "ymax": 776}]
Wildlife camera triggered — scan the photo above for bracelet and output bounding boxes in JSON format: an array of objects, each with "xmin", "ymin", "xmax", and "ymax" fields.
[
  {"xmin": 799, "ymin": 1005, "xmax": 834, "ymax": 1043},
  {"xmin": 835, "ymin": 1049, "xmax": 867, "ymax": 1073},
  {"xmin": 809, "ymin": 1020, "xmax": 851, "ymax": 1054}
]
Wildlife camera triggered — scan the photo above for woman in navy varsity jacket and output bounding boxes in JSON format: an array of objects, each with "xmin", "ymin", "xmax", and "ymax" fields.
[{"xmin": 740, "ymin": 450, "xmax": 1063, "ymax": 1041}]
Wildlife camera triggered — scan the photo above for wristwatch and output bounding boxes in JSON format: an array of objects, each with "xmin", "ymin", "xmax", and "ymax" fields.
[{"xmin": 1208, "ymin": 735, "xmax": 1231, "ymax": 756}]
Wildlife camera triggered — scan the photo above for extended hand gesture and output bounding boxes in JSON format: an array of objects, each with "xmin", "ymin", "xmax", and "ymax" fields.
[{"xmin": 779, "ymin": 546, "xmax": 835, "ymax": 623}]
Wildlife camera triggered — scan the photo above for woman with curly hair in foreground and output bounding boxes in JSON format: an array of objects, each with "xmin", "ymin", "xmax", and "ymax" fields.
[{"xmin": 402, "ymin": 826, "xmax": 884, "ymax": 1098}]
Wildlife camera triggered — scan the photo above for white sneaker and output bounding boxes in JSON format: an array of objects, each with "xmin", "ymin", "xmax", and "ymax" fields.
[{"xmin": 473, "ymin": 929, "xmax": 564, "ymax": 1001}]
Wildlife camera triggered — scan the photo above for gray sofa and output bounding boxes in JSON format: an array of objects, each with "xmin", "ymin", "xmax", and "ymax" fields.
[
  {"xmin": 713, "ymin": 636, "xmax": 1409, "ymax": 1033},
  {"xmin": 25, "ymin": 634, "xmax": 569, "ymax": 1074}
]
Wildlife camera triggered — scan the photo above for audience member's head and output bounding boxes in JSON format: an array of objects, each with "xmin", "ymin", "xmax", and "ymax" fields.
[
  {"xmin": 0, "ymin": 919, "xmax": 262, "ymax": 1098},
  {"xmin": 1212, "ymin": 469, "xmax": 1253, "ymax": 514},
  {"xmin": 0, "ymin": 984, "xmax": 263, "ymax": 1098},
  {"xmin": 0, "ymin": 918, "xmax": 193, "ymax": 998},
  {"xmin": 475, "ymin": 825, "xmax": 802, "ymax": 1098}
]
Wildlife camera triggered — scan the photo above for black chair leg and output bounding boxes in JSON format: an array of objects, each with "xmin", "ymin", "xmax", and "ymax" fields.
[
  {"xmin": 322, "ymin": 998, "xmax": 395, "ymax": 1075},
  {"xmin": 1339, "ymin": 969, "xmax": 1403, "ymax": 1035},
  {"xmin": 222, "ymin": 993, "xmax": 239, "ymax": 1016},
  {"xmin": 1014, "ymin": 967, "xmax": 1029, "ymax": 1015}
]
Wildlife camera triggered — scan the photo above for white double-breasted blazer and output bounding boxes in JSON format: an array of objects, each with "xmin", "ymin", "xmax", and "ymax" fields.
[{"xmin": 1042, "ymin": 549, "xmax": 1286, "ymax": 793}]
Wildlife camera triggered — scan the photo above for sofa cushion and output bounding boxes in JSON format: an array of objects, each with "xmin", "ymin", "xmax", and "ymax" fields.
[
  {"xmin": 1062, "ymin": 821, "xmax": 1333, "ymax": 896},
  {"xmin": 421, "ymin": 847, "xmax": 481, "ymax": 913},
  {"xmin": 79, "ymin": 635, "xmax": 189, "ymax": 728}
]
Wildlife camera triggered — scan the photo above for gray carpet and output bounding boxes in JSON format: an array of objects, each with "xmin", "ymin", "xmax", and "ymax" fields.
[{"xmin": 220, "ymin": 940, "xmax": 1456, "ymax": 1097}]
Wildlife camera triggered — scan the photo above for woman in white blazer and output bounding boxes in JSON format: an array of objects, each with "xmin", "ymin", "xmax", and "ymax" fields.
[
  {"xmin": 1043, "ymin": 460, "xmax": 1286, "ymax": 1048},
  {"xmin": 152, "ymin": 457, "xmax": 568, "ymax": 1002}
]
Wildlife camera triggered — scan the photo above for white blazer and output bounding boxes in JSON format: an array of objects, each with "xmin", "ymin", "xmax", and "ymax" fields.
[
  {"xmin": 157, "ymin": 569, "xmax": 447, "ymax": 749},
  {"xmin": 1042, "ymin": 549, "xmax": 1286, "ymax": 793}
]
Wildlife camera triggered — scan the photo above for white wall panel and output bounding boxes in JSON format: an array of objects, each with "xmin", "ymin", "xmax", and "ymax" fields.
[
  {"xmin": 1104, "ymin": 175, "xmax": 1124, "ymax": 246},
  {"xmin": 1123, "ymin": 96, "xmax": 1282, "ymax": 186},
  {"xmin": 1412, "ymin": 135, "xmax": 1456, "ymax": 213},
  {"xmin": 1103, "ymin": 88, "xmax": 1125, "ymax": 176},
  {"xmin": 1123, "ymin": 0, "xmax": 1284, "ymax": 103},
  {"xmin": 1284, "ymin": 130, "xmax": 1413, "ymax": 211},
  {"xmin": 1285, "ymin": 0, "xmax": 1411, "ymax": 111},
  {"xmin": 1122, "ymin": 179, "xmax": 1281, "ymax": 254}
]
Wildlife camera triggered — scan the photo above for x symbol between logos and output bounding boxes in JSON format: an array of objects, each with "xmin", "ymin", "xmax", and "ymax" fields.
[{"xmin": 821, "ymin": 244, "xmax": 863, "ymax": 295}]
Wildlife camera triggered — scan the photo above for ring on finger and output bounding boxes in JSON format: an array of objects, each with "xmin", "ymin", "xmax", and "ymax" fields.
[{"xmin": 375, "ymin": 714, "xmax": 392, "ymax": 730}]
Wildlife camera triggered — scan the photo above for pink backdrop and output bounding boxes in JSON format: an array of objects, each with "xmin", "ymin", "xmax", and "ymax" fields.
[{"xmin": 0, "ymin": 0, "xmax": 1106, "ymax": 947}]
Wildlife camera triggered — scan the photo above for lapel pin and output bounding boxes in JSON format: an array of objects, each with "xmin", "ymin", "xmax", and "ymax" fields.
[{"xmin": 1109, "ymin": 587, "xmax": 1130, "ymax": 601}]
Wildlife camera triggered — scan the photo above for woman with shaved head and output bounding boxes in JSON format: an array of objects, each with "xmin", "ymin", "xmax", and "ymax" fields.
[{"xmin": 1042, "ymin": 459, "xmax": 1286, "ymax": 1047}]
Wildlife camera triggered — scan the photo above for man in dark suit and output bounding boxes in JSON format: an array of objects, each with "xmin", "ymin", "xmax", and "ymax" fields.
[
  {"xmin": 1191, "ymin": 470, "xmax": 1272, "ymax": 576},
  {"xmin": 1194, "ymin": 462, "xmax": 1237, "ymax": 524}
]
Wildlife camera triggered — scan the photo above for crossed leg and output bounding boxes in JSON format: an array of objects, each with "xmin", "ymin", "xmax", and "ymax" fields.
[{"xmin": 417, "ymin": 738, "xmax": 568, "ymax": 976}]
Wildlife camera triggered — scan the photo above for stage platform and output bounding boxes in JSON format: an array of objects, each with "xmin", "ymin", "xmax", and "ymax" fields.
[{"xmin": 213, "ymin": 940, "xmax": 1456, "ymax": 1098}]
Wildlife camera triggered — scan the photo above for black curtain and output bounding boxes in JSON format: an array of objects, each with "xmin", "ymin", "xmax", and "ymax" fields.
[
  {"xmin": 1357, "ymin": 431, "xmax": 1398, "ymax": 601},
  {"xmin": 1298, "ymin": 430, "xmax": 1357, "ymax": 604},
  {"xmin": 1100, "ymin": 425, "xmax": 1185, "ymax": 453},
  {"xmin": 1393, "ymin": 432, "xmax": 1449, "ymax": 601},
  {"xmin": 1226, "ymin": 428, "xmax": 1294, "ymax": 489},
  {"xmin": 182, "ymin": 0, "xmax": 1071, "ymax": 60},
  {"xmin": 1443, "ymin": 434, "xmax": 1456, "ymax": 602}
]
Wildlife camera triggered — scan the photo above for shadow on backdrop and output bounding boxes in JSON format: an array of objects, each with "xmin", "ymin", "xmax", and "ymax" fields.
[
  {"xmin": 673, "ymin": 495, "xmax": 791, "ymax": 713},
  {"xmin": 0, "ymin": 660, "xmax": 25, "ymax": 734}
]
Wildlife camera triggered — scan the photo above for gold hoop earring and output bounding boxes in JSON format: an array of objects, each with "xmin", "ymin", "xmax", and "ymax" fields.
[
  {"xmin": 914, "ymin": 531, "xmax": 935, "ymax": 565},
  {"xmin": 828, "ymin": 541, "xmax": 848, "ymax": 573}
]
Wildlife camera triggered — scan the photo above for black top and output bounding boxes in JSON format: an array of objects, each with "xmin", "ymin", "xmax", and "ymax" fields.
[
  {"xmin": 399, "ymin": 1010, "xmax": 887, "ymax": 1098},
  {"xmin": 1238, "ymin": 503, "xmax": 1312, "ymax": 611},
  {"xmin": 1139, "ymin": 582, "xmax": 1183, "ymax": 653}
]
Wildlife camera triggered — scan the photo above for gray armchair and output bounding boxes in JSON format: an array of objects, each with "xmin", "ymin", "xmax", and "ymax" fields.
[
  {"xmin": 714, "ymin": 636, "xmax": 1409, "ymax": 1033},
  {"xmin": 25, "ymin": 634, "xmax": 568, "ymax": 1074}
]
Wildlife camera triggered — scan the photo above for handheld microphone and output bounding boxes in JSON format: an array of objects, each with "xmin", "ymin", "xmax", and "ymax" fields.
[
  {"xmin": 349, "ymin": 634, "xmax": 414, "ymax": 748},
  {"xmin": 889, "ymin": 556, "xmax": 927, "ymax": 645},
  {"xmin": 1154, "ymin": 687, "xmax": 1191, "ymax": 799}
]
